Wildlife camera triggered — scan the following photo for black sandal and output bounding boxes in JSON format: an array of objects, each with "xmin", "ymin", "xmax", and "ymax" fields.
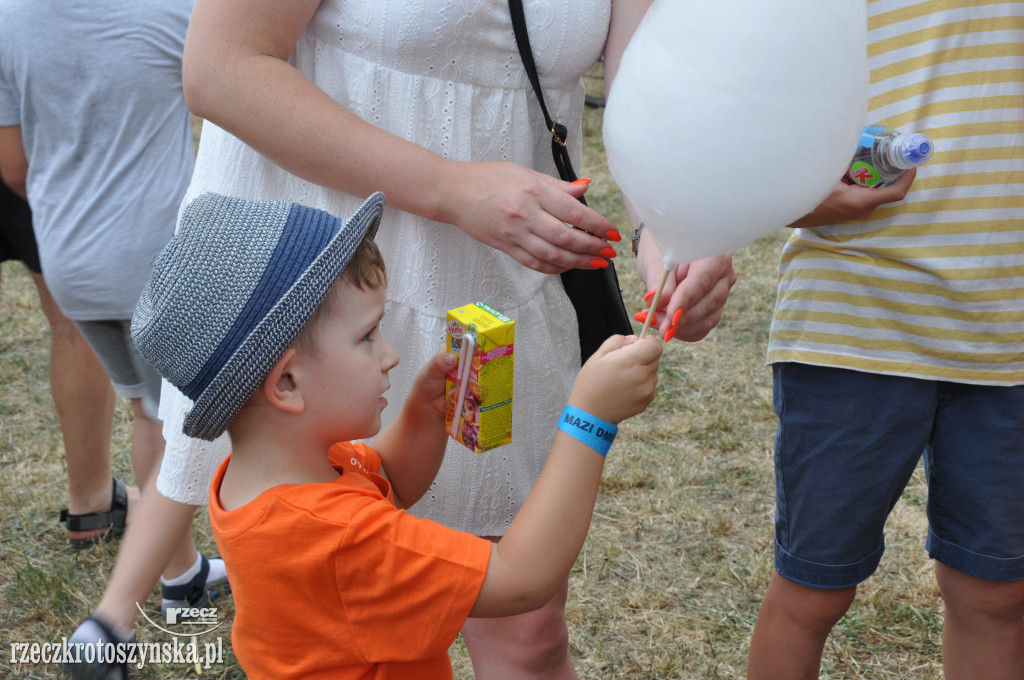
[
  {"xmin": 59, "ymin": 477, "xmax": 129, "ymax": 550},
  {"xmin": 161, "ymin": 554, "xmax": 231, "ymax": 617}
]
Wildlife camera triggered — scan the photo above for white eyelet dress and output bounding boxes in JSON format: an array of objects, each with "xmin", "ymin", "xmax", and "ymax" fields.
[{"xmin": 157, "ymin": 0, "xmax": 611, "ymax": 535}]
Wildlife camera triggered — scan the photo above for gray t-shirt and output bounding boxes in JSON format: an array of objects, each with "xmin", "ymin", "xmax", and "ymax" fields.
[{"xmin": 0, "ymin": 0, "xmax": 194, "ymax": 319}]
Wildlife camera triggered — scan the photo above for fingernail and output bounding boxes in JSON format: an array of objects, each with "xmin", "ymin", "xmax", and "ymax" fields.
[
  {"xmin": 634, "ymin": 310, "xmax": 648, "ymax": 323},
  {"xmin": 572, "ymin": 178, "xmax": 592, "ymax": 185},
  {"xmin": 600, "ymin": 247, "xmax": 617, "ymax": 258},
  {"xmin": 672, "ymin": 309, "xmax": 683, "ymax": 326},
  {"xmin": 606, "ymin": 229, "xmax": 622, "ymax": 242},
  {"xmin": 643, "ymin": 289, "xmax": 656, "ymax": 304},
  {"xmin": 590, "ymin": 258, "xmax": 609, "ymax": 269},
  {"xmin": 664, "ymin": 325, "xmax": 678, "ymax": 342}
]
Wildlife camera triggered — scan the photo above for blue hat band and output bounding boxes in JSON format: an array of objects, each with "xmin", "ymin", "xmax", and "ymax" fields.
[{"xmin": 180, "ymin": 203, "xmax": 337, "ymax": 402}]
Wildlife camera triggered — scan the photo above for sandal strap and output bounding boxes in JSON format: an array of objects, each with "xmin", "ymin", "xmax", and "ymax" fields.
[
  {"xmin": 59, "ymin": 478, "xmax": 129, "ymax": 533},
  {"xmin": 161, "ymin": 554, "xmax": 210, "ymax": 605}
]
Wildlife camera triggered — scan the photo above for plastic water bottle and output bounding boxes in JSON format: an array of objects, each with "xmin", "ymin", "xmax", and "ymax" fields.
[{"xmin": 846, "ymin": 124, "xmax": 934, "ymax": 187}]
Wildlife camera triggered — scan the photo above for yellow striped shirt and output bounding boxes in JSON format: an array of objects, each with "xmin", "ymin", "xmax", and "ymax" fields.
[{"xmin": 766, "ymin": 0, "xmax": 1024, "ymax": 385}]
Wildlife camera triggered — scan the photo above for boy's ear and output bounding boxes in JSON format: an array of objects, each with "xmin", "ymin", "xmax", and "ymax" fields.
[{"xmin": 262, "ymin": 347, "xmax": 305, "ymax": 414}]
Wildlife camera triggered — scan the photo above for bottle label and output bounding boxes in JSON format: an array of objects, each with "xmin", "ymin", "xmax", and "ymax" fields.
[{"xmin": 848, "ymin": 161, "xmax": 882, "ymax": 187}]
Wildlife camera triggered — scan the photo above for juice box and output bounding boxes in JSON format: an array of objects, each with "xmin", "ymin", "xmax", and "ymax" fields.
[{"xmin": 445, "ymin": 303, "xmax": 514, "ymax": 453}]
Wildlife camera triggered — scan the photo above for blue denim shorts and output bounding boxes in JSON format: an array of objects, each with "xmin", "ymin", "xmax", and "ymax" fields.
[{"xmin": 772, "ymin": 362, "xmax": 1024, "ymax": 589}]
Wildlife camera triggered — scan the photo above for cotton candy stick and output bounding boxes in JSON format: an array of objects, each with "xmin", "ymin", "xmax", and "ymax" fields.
[{"xmin": 638, "ymin": 267, "xmax": 671, "ymax": 339}]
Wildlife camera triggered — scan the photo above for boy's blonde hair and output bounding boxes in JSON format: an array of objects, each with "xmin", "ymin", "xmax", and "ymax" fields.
[{"xmin": 293, "ymin": 236, "xmax": 386, "ymax": 355}]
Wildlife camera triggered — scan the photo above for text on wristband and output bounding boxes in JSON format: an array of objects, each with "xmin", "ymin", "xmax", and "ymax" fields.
[{"xmin": 561, "ymin": 412, "xmax": 615, "ymax": 444}]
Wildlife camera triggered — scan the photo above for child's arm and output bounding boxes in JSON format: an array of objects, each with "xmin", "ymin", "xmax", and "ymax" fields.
[
  {"xmin": 470, "ymin": 334, "xmax": 662, "ymax": 617},
  {"xmin": 374, "ymin": 349, "xmax": 457, "ymax": 509}
]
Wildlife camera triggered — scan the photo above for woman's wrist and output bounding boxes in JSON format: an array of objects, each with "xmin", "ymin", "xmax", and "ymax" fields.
[{"xmin": 426, "ymin": 158, "xmax": 470, "ymax": 227}]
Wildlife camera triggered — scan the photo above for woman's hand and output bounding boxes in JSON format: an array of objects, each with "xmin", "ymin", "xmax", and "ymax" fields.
[
  {"xmin": 437, "ymin": 162, "xmax": 623, "ymax": 274},
  {"xmin": 186, "ymin": 0, "xmax": 624, "ymax": 278},
  {"xmin": 635, "ymin": 231, "xmax": 736, "ymax": 342}
]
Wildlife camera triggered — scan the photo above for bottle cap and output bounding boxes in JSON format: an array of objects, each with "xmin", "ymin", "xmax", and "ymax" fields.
[{"xmin": 897, "ymin": 133, "xmax": 934, "ymax": 167}]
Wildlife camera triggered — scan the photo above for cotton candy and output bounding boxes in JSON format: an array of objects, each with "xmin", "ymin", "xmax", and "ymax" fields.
[{"xmin": 604, "ymin": 0, "xmax": 868, "ymax": 265}]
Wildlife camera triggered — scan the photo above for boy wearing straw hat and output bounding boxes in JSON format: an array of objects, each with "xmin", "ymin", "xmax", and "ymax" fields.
[{"xmin": 130, "ymin": 191, "xmax": 661, "ymax": 680}]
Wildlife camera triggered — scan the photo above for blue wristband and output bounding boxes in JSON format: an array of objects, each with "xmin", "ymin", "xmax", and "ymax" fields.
[{"xmin": 556, "ymin": 404, "xmax": 617, "ymax": 458}]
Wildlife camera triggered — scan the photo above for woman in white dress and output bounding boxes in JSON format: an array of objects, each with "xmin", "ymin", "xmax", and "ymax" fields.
[{"xmin": 78, "ymin": 1, "xmax": 737, "ymax": 677}]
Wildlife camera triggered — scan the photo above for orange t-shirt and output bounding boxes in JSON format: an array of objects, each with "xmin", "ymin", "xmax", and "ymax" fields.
[{"xmin": 209, "ymin": 442, "xmax": 492, "ymax": 680}]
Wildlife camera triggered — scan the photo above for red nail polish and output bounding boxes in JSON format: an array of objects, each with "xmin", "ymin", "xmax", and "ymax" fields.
[
  {"xmin": 572, "ymin": 178, "xmax": 592, "ymax": 185},
  {"xmin": 672, "ymin": 309, "xmax": 683, "ymax": 326},
  {"xmin": 589, "ymin": 258, "xmax": 609, "ymax": 269},
  {"xmin": 664, "ymin": 325, "xmax": 678, "ymax": 342},
  {"xmin": 600, "ymin": 247, "xmax": 617, "ymax": 258},
  {"xmin": 644, "ymin": 289, "xmax": 656, "ymax": 304},
  {"xmin": 606, "ymin": 229, "xmax": 622, "ymax": 242},
  {"xmin": 634, "ymin": 310, "xmax": 649, "ymax": 323}
]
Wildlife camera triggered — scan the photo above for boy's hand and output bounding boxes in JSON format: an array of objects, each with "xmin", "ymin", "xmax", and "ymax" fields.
[
  {"xmin": 409, "ymin": 349, "xmax": 458, "ymax": 420},
  {"xmin": 568, "ymin": 335, "xmax": 662, "ymax": 425}
]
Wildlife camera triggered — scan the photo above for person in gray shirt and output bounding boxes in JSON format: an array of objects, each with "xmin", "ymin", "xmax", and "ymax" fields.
[{"xmin": 0, "ymin": 2, "xmax": 228, "ymax": 676}]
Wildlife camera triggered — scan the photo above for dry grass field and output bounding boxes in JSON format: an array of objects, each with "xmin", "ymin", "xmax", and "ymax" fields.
[{"xmin": 0, "ymin": 90, "xmax": 942, "ymax": 678}]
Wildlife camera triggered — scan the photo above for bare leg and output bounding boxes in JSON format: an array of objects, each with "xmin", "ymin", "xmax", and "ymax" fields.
[
  {"xmin": 128, "ymin": 397, "xmax": 200, "ymax": 586},
  {"xmin": 936, "ymin": 563, "xmax": 1024, "ymax": 680},
  {"xmin": 747, "ymin": 571, "xmax": 856, "ymax": 680},
  {"xmin": 34, "ymin": 273, "xmax": 200, "ymax": 604},
  {"xmin": 127, "ymin": 397, "xmax": 164, "ymax": 489},
  {"xmin": 92, "ymin": 468, "xmax": 200, "ymax": 629},
  {"xmin": 461, "ymin": 538, "xmax": 577, "ymax": 680},
  {"xmin": 31, "ymin": 273, "xmax": 122, "ymax": 538}
]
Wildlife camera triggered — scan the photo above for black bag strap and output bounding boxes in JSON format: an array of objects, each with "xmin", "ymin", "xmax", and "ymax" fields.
[
  {"xmin": 508, "ymin": 0, "xmax": 583, "ymax": 194},
  {"xmin": 508, "ymin": 0, "xmax": 633, "ymax": 364}
]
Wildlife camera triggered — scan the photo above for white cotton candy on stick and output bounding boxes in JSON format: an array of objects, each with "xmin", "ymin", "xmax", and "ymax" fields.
[{"xmin": 604, "ymin": 0, "xmax": 869, "ymax": 267}]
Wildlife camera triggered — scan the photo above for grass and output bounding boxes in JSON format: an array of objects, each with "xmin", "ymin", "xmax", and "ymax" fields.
[{"xmin": 0, "ymin": 79, "xmax": 941, "ymax": 679}]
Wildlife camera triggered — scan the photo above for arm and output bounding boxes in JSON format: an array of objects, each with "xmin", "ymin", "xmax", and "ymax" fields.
[
  {"xmin": 603, "ymin": 0, "xmax": 737, "ymax": 342},
  {"xmin": 629, "ymin": 170, "xmax": 914, "ymax": 340},
  {"xmin": 183, "ymin": 0, "xmax": 619, "ymax": 274},
  {"xmin": 374, "ymin": 350, "xmax": 457, "ymax": 509},
  {"xmin": 0, "ymin": 125, "xmax": 28, "ymax": 198},
  {"xmin": 470, "ymin": 334, "xmax": 662, "ymax": 617},
  {"xmin": 603, "ymin": 0, "xmax": 652, "ymax": 89},
  {"xmin": 787, "ymin": 170, "xmax": 915, "ymax": 229}
]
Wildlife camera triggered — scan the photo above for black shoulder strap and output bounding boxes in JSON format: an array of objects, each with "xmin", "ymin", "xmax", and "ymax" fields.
[{"xmin": 508, "ymin": 0, "xmax": 583, "ymax": 190}]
